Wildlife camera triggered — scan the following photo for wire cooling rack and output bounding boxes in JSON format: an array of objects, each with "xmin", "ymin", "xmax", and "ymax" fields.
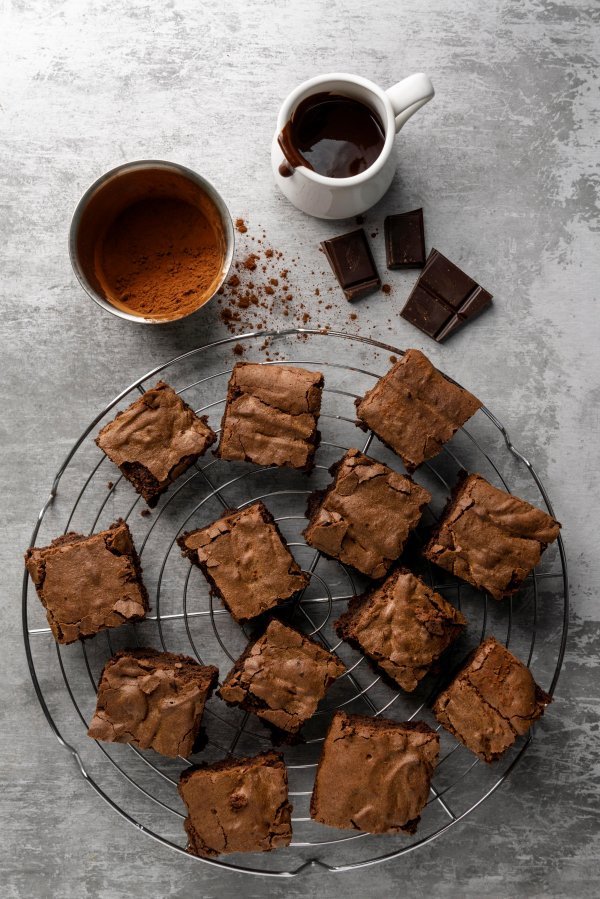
[{"xmin": 22, "ymin": 328, "xmax": 568, "ymax": 877}]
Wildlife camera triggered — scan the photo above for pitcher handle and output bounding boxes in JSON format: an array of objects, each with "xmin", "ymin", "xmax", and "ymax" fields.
[{"xmin": 386, "ymin": 73, "xmax": 434, "ymax": 133}]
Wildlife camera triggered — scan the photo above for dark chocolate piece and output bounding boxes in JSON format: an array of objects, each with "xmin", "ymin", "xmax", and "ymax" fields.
[
  {"xmin": 218, "ymin": 619, "xmax": 345, "ymax": 735},
  {"xmin": 178, "ymin": 501, "xmax": 309, "ymax": 623},
  {"xmin": 335, "ymin": 567, "xmax": 466, "ymax": 692},
  {"xmin": 179, "ymin": 751, "xmax": 292, "ymax": 857},
  {"xmin": 400, "ymin": 248, "xmax": 492, "ymax": 341},
  {"xmin": 433, "ymin": 637, "xmax": 552, "ymax": 762},
  {"xmin": 384, "ymin": 208, "xmax": 426, "ymax": 269},
  {"xmin": 216, "ymin": 363, "xmax": 323, "ymax": 472},
  {"xmin": 423, "ymin": 472, "xmax": 561, "ymax": 600},
  {"xmin": 310, "ymin": 712, "xmax": 439, "ymax": 834},
  {"xmin": 303, "ymin": 448, "xmax": 431, "ymax": 579},
  {"xmin": 88, "ymin": 649, "xmax": 218, "ymax": 758},
  {"xmin": 24, "ymin": 519, "xmax": 149, "ymax": 644},
  {"xmin": 355, "ymin": 349, "xmax": 482, "ymax": 473},
  {"xmin": 321, "ymin": 229, "xmax": 381, "ymax": 301}
]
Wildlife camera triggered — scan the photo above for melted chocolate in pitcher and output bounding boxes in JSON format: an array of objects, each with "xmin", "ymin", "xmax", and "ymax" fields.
[{"xmin": 278, "ymin": 93, "xmax": 386, "ymax": 178}]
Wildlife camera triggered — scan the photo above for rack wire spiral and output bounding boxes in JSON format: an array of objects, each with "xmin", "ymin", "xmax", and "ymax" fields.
[{"xmin": 22, "ymin": 328, "xmax": 568, "ymax": 877}]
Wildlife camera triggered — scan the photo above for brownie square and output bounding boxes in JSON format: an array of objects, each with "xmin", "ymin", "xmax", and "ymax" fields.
[
  {"xmin": 216, "ymin": 362, "xmax": 324, "ymax": 471},
  {"xmin": 24, "ymin": 519, "xmax": 148, "ymax": 644},
  {"xmin": 303, "ymin": 449, "xmax": 430, "ymax": 579},
  {"xmin": 423, "ymin": 472, "xmax": 561, "ymax": 600},
  {"xmin": 88, "ymin": 649, "xmax": 218, "ymax": 758},
  {"xmin": 178, "ymin": 501, "xmax": 309, "ymax": 623},
  {"xmin": 178, "ymin": 751, "xmax": 292, "ymax": 857},
  {"xmin": 356, "ymin": 349, "xmax": 482, "ymax": 473},
  {"xmin": 335, "ymin": 567, "xmax": 466, "ymax": 692},
  {"xmin": 218, "ymin": 619, "xmax": 345, "ymax": 735},
  {"xmin": 96, "ymin": 381, "xmax": 216, "ymax": 507},
  {"xmin": 310, "ymin": 712, "xmax": 439, "ymax": 834},
  {"xmin": 433, "ymin": 637, "xmax": 552, "ymax": 762}
]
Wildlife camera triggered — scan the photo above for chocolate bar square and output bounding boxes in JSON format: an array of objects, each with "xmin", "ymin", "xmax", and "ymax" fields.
[
  {"xmin": 384, "ymin": 208, "xmax": 426, "ymax": 268},
  {"xmin": 401, "ymin": 249, "xmax": 492, "ymax": 341},
  {"xmin": 321, "ymin": 229, "xmax": 381, "ymax": 301}
]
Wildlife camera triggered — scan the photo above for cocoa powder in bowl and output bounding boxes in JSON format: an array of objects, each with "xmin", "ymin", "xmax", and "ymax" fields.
[{"xmin": 72, "ymin": 162, "xmax": 232, "ymax": 322}]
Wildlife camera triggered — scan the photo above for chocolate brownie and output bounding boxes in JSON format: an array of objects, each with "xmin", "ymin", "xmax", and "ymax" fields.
[
  {"xmin": 24, "ymin": 519, "xmax": 148, "ymax": 644},
  {"xmin": 178, "ymin": 501, "xmax": 309, "ymax": 623},
  {"xmin": 178, "ymin": 751, "xmax": 293, "ymax": 857},
  {"xmin": 96, "ymin": 381, "xmax": 216, "ymax": 507},
  {"xmin": 335, "ymin": 568, "xmax": 466, "ymax": 692},
  {"xmin": 310, "ymin": 712, "xmax": 439, "ymax": 834},
  {"xmin": 216, "ymin": 362, "xmax": 324, "ymax": 471},
  {"xmin": 218, "ymin": 619, "xmax": 345, "ymax": 735},
  {"xmin": 303, "ymin": 449, "xmax": 431, "ymax": 579},
  {"xmin": 88, "ymin": 649, "xmax": 218, "ymax": 758},
  {"xmin": 433, "ymin": 637, "xmax": 552, "ymax": 762},
  {"xmin": 423, "ymin": 472, "xmax": 561, "ymax": 600},
  {"xmin": 355, "ymin": 349, "xmax": 482, "ymax": 473}
]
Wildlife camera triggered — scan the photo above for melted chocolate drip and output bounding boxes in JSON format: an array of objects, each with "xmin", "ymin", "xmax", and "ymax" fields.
[{"xmin": 278, "ymin": 92, "xmax": 385, "ymax": 179}]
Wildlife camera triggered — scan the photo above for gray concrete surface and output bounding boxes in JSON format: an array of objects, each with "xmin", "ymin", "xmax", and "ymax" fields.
[{"xmin": 2, "ymin": 0, "xmax": 599, "ymax": 896}]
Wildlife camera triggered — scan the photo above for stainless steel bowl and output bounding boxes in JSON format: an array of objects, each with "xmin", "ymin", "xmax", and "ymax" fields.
[{"xmin": 69, "ymin": 160, "xmax": 235, "ymax": 324}]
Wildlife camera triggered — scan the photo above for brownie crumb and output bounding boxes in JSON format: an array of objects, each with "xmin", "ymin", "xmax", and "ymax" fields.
[
  {"xmin": 350, "ymin": 313, "xmax": 358, "ymax": 321},
  {"xmin": 107, "ymin": 481, "xmax": 114, "ymax": 490},
  {"xmin": 235, "ymin": 218, "xmax": 247, "ymax": 234},
  {"xmin": 233, "ymin": 343, "xmax": 245, "ymax": 356},
  {"xmin": 140, "ymin": 508, "xmax": 151, "ymax": 518},
  {"xmin": 382, "ymin": 283, "xmax": 392, "ymax": 294},
  {"xmin": 390, "ymin": 355, "xmax": 398, "ymax": 363}
]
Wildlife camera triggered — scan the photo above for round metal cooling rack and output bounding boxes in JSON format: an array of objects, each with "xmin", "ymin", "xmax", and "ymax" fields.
[{"xmin": 23, "ymin": 328, "xmax": 568, "ymax": 878}]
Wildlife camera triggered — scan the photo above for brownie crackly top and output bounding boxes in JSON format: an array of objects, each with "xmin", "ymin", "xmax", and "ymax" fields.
[
  {"xmin": 178, "ymin": 501, "xmax": 309, "ymax": 622},
  {"xmin": 304, "ymin": 448, "xmax": 431, "ymax": 579},
  {"xmin": 423, "ymin": 473, "xmax": 561, "ymax": 600},
  {"xmin": 178, "ymin": 751, "xmax": 292, "ymax": 857},
  {"xmin": 216, "ymin": 362, "xmax": 324, "ymax": 470},
  {"xmin": 24, "ymin": 519, "xmax": 148, "ymax": 644},
  {"xmin": 356, "ymin": 349, "xmax": 481, "ymax": 472},
  {"xmin": 433, "ymin": 637, "xmax": 552, "ymax": 762},
  {"xmin": 218, "ymin": 619, "xmax": 345, "ymax": 734},
  {"xmin": 96, "ymin": 381, "xmax": 216, "ymax": 504},
  {"xmin": 88, "ymin": 649, "xmax": 218, "ymax": 758},
  {"xmin": 310, "ymin": 712, "xmax": 439, "ymax": 835},
  {"xmin": 335, "ymin": 568, "xmax": 466, "ymax": 692}
]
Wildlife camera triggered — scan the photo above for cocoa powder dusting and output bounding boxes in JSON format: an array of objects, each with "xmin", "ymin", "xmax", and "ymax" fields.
[{"xmin": 96, "ymin": 197, "xmax": 224, "ymax": 319}]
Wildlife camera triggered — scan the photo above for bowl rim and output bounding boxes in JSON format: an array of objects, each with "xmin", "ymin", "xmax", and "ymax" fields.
[{"xmin": 68, "ymin": 159, "xmax": 235, "ymax": 324}]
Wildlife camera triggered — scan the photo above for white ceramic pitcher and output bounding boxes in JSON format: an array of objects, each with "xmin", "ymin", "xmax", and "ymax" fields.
[{"xmin": 271, "ymin": 72, "xmax": 434, "ymax": 220}]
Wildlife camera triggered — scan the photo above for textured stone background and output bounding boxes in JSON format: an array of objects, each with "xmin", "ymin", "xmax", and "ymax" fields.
[{"xmin": 1, "ymin": 0, "xmax": 599, "ymax": 896}]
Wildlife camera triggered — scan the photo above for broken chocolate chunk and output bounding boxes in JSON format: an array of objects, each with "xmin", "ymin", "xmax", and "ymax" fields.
[
  {"xmin": 400, "ymin": 248, "xmax": 492, "ymax": 341},
  {"xmin": 321, "ymin": 229, "xmax": 381, "ymax": 301},
  {"xmin": 384, "ymin": 208, "xmax": 426, "ymax": 269}
]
